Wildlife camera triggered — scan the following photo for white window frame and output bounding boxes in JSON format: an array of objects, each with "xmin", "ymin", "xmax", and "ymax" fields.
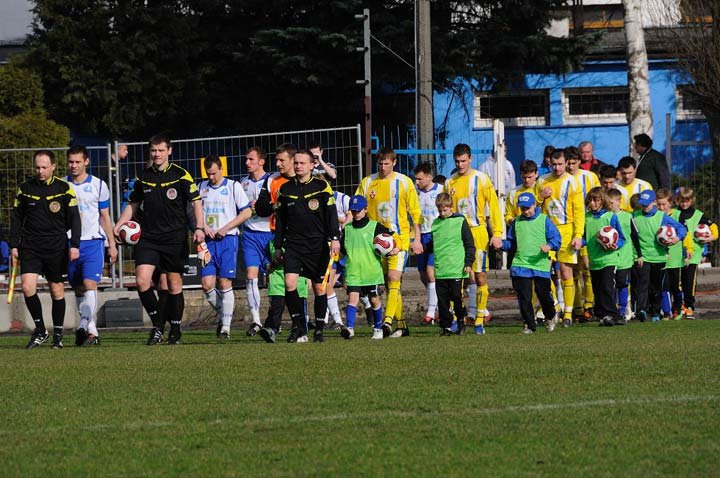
[
  {"xmin": 473, "ymin": 90, "xmax": 548, "ymax": 128},
  {"xmin": 676, "ymin": 85, "xmax": 705, "ymax": 121},
  {"xmin": 562, "ymin": 87, "xmax": 628, "ymax": 125}
]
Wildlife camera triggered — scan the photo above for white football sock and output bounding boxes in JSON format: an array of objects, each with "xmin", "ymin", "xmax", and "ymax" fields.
[
  {"xmin": 327, "ymin": 293, "xmax": 342, "ymax": 323},
  {"xmin": 220, "ymin": 288, "xmax": 234, "ymax": 328},
  {"xmin": 76, "ymin": 296, "xmax": 88, "ymax": 330},
  {"xmin": 84, "ymin": 289, "xmax": 99, "ymax": 336},
  {"xmin": 426, "ymin": 282, "xmax": 437, "ymax": 317},
  {"xmin": 246, "ymin": 278, "xmax": 261, "ymax": 324},
  {"xmin": 466, "ymin": 283, "xmax": 478, "ymax": 319}
]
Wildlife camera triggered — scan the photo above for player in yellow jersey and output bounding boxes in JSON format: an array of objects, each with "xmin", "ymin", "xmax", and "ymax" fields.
[
  {"xmin": 616, "ymin": 156, "xmax": 652, "ymax": 212},
  {"xmin": 356, "ymin": 148, "xmax": 424, "ymax": 337},
  {"xmin": 535, "ymin": 149, "xmax": 585, "ymax": 327},
  {"xmin": 566, "ymin": 146, "xmax": 600, "ymax": 321},
  {"xmin": 505, "ymin": 160, "xmax": 538, "ymax": 225},
  {"xmin": 444, "ymin": 144, "xmax": 503, "ymax": 335}
]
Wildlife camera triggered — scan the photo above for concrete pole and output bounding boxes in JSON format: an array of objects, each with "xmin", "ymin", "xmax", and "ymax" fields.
[{"xmin": 415, "ymin": 0, "xmax": 434, "ymax": 169}]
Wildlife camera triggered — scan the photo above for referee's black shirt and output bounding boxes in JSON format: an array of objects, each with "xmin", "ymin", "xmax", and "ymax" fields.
[
  {"xmin": 9, "ymin": 176, "xmax": 81, "ymax": 252},
  {"xmin": 129, "ymin": 163, "xmax": 200, "ymax": 244},
  {"xmin": 274, "ymin": 176, "xmax": 340, "ymax": 249}
]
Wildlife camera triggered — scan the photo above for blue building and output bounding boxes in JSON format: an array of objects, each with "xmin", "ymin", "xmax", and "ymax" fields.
[{"xmin": 431, "ymin": 11, "xmax": 711, "ymax": 181}]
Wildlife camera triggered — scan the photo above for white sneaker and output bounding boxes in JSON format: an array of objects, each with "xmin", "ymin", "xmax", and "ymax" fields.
[
  {"xmin": 372, "ymin": 328, "xmax": 383, "ymax": 340},
  {"xmin": 522, "ymin": 327, "xmax": 534, "ymax": 334},
  {"xmin": 340, "ymin": 326, "xmax": 354, "ymax": 339},
  {"xmin": 624, "ymin": 312, "xmax": 632, "ymax": 324},
  {"xmin": 546, "ymin": 317, "xmax": 556, "ymax": 332},
  {"xmin": 296, "ymin": 335, "xmax": 309, "ymax": 343}
]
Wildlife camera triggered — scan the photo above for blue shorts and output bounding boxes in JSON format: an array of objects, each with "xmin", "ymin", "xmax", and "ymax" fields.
[
  {"xmin": 68, "ymin": 239, "xmax": 104, "ymax": 286},
  {"xmin": 332, "ymin": 256, "xmax": 346, "ymax": 274},
  {"xmin": 202, "ymin": 235, "xmax": 239, "ymax": 279},
  {"xmin": 242, "ymin": 229, "xmax": 273, "ymax": 271},
  {"xmin": 415, "ymin": 232, "xmax": 435, "ymax": 271}
]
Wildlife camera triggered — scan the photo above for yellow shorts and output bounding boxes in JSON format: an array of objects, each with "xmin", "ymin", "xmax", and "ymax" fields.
[
  {"xmin": 471, "ymin": 225, "xmax": 489, "ymax": 273},
  {"xmin": 579, "ymin": 245, "xmax": 588, "ymax": 258},
  {"xmin": 382, "ymin": 250, "xmax": 408, "ymax": 273},
  {"xmin": 556, "ymin": 225, "xmax": 578, "ymax": 264}
]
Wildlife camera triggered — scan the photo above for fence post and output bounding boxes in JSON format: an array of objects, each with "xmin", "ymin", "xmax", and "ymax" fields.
[
  {"xmin": 356, "ymin": 124, "xmax": 363, "ymax": 185},
  {"xmin": 114, "ymin": 141, "xmax": 125, "ymax": 289}
]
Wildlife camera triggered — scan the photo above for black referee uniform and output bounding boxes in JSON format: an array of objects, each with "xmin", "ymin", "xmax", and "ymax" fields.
[
  {"xmin": 274, "ymin": 176, "xmax": 340, "ymax": 339},
  {"xmin": 9, "ymin": 175, "xmax": 81, "ymax": 344},
  {"xmin": 129, "ymin": 162, "xmax": 200, "ymax": 341}
]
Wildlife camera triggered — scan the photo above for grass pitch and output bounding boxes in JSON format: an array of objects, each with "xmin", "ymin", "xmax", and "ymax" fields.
[{"xmin": 1, "ymin": 320, "xmax": 719, "ymax": 477}]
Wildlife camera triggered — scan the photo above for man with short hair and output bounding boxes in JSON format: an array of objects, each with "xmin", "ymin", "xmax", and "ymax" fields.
[
  {"xmin": 616, "ymin": 156, "xmax": 653, "ymax": 212},
  {"xmin": 633, "ymin": 134, "xmax": 670, "ymax": 190},
  {"xmin": 274, "ymin": 150, "xmax": 341, "ymax": 343},
  {"xmin": 598, "ymin": 165, "xmax": 618, "ymax": 192},
  {"xmin": 445, "ymin": 143, "xmax": 503, "ymax": 335},
  {"xmin": 578, "ymin": 141, "xmax": 607, "ymax": 174},
  {"xmin": 414, "ymin": 162, "xmax": 441, "ymax": 324},
  {"xmin": 536, "ymin": 148, "xmax": 585, "ymax": 326},
  {"xmin": 66, "ymin": 145, "xmax": 118, "ymax": 347},
  {"xmin": 114, "ymin": 134, "xmax": 205, "ymax": 345},
  {"xmin": 240, "ymin": 146, "xmax": 272, "ymax": 334},
  {"xmin": 356, "ymin": 148, "xmax": 424, "ymax": 337},
  {"xmin": 10, "ymin": 150, "xmax": 81, "ymax": 349},
  {"xmin": 199, "ymin": 155, "xmax": 252, "ymax": 339}
]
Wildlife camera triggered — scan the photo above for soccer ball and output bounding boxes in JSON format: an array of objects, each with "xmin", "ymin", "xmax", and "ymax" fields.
[
  {"xmin": 596, "ymin": 226, "xmax": 619, "ymax": 248},
  {"xmin": 695, "ymin": 223, "xmax": 712, "ymax": 242},
  {"xmin": 373, "ymin": 233, "xmax": 395, "ymax": 256},
  {"xmin": 118, "ymin": 221, "xmax": 141, "ymax": 245},
  {"xmin": 656, "ymin": 225, "xmax": 677, "ymax": 246}
]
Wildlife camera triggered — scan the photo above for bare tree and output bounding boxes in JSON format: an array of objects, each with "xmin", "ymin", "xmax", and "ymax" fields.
[
  {"xmin": 651, "ymin": 0, "xmax": 720, "ymax": 233},
  {"xmin": 623, "ymin": 0, "xmax": 654, "ymax": 154}
]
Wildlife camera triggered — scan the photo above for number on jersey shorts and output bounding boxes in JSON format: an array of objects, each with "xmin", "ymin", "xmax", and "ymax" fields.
[
  {"xmin": 68, "ymin": 239, "xmax": 105, "ymax": 286},
  {"xmin": 415, "ymin": 232, "xmax": 435, "ymax": 270},
  {"xmin": 201, "ymin": 235, "xmax": 240, "ymax": 279},
  {"xmin": 242, "ymin": 230, "xmax": 274, "ymax": 271},
  {"xmin": 470, "ymin": 225, "xmax": 490, "ymax": 273}
]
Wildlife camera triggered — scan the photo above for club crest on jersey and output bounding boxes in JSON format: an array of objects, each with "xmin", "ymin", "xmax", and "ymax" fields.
[
  {"xmin": 369, "ymin": 189, "xmax": 376, "ymax": 199},
  {"xmin": 308, "ymin": 198, "xmax": 320, "ymax": 211},
  {"xmin": 48, "ymin": 201, "xmax": 61, "ymax": 213},
  {"xmin": 449, "ymin": 188, "xmax": 456, "ymax": 196},
  {"xmin": 166, "ymin": 188, "xmax": 178, "ymax": 200}
]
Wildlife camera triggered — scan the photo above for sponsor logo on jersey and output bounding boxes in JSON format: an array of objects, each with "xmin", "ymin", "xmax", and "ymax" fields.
[
  {"xmin": 167, "ymin": 188, "xmax": 178, "ymax": 200},
  {"xmin": 83, "ymin": 185, "xmax": 93, "ymax": 193},
  {"xmin": 377, "ymin": 201, "xmax": 393, "ymax": 220},
  {"xmin": 220, "ymin": 188, "xmax": 229, "ymax": 196},
  {"xmin": 49, "ymin": 201, "xmax": 61, "ymax": 213},
  {"xmin": 308, "ymin": 198, "xmax": 319, "ymax": 211}
]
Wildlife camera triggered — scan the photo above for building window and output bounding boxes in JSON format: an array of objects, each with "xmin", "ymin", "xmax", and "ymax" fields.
[
  {"xmin": 474, "ymin": 90, "xmax": 549, "ymax": 128},
  {"xmin": 562, "ymin": 87, "xmax": 628, "ymax": 125},
  {"xmin": 676, "ymin": 85, "xmax": 705, "ymax": 121}
]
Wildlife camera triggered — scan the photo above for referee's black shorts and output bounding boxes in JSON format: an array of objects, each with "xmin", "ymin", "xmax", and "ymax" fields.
[
  {"xmin": 283, "ymin": 241, "xmax": 330, "ymax": 284},
  {"xmin": 20, "ymin": 247, "xmax": 68, "ymax": 283},
  {"xmin": 134, "ymin": 239, "xmax": 188, "ymax": 274}
]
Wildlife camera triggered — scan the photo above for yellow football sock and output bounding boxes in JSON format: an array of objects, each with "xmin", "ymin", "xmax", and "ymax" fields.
[
  {"xmin": 562, "ymin": 278, "xmax": 575, "ymax": 319},
  {"xmin": 474, "ymin": 284, "xmax": 489, "ymax": 326},
  {"xmin": 582, "ymin": 269, "xmax": 594, "ymax": 309},
  {"xmin": 395, "ymin": 294, "xmax": 407, "ymax": 329},
  {"xmin": 385, "ymin": 280, "xmax": 401, "ymax": 324}
]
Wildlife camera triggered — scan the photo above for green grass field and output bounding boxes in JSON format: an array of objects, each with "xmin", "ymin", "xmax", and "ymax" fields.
[{"xmin": 2, "ymin": 320, "xmax": 719, "ymax": 477}]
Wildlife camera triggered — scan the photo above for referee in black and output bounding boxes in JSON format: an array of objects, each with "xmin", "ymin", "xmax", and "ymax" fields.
[
  {"xmin": 274, "ymin": 149, "xmax": 341, "ymax": 343},
  {"xmin": 10, "ymin": 150, "xmax": 81, "ymax": 349},
  {"xmin": 114, "ymin": 134, "xmax": 204, "ymax": 345}
]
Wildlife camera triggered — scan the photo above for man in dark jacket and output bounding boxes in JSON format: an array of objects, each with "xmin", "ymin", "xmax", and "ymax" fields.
[{"xmin": 633, "ymin": 133, "xmax": 670, "ymax": 190}]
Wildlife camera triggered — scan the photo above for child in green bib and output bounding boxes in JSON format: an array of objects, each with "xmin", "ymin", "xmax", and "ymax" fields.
[
  {"xmin": 607, "ymin": 188, "xmax": 639, "ymax": 323},
  {"xmin": 584, "ymin": 187, "xmax": 626, "ymax": 326},
  {"xmin": 633, "ymin": 190, "xmax": 687, "ymax": 322},
  {"xmin": 656, "ymin": 189, "xmax": 694, "ymax": 320},
  {"xmin": 676, "ymin": 187, "xmax": 718, "ymax": 319},
  {"xmin": 339, "ymin": 195, "xmax": 399, "ymax": 340},
  {"xmin": 502, "ymin": 192, "xmax": 561, "ymax": 333},
  {"xmin": 424, "ymin": 193, "xmax": 475, "ymax": 336}
]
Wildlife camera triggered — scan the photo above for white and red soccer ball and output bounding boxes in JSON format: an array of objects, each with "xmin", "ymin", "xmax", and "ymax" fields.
[
  {"xmin": 373, "ymin": 233, "xmax": 395, "ymax": 256},
  {"xmin": 656, "ymin": 225, "xmax": 678, "ymax": 246},
  {"xmin": 694, "ymin": 223, "xmax": 712, "ymax": 242},
  {"xmin": 596, "ymin": 226, "xmax": 619, "ymax": 248},
  {"xmin": 118, "ymin": 221, "xmax": 141, "ymax": 245}
]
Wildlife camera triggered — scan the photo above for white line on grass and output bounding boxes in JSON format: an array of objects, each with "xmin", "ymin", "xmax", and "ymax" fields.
[{"xmin": 2, "ymin": 394, "xmax": 717, "ymax": 436}]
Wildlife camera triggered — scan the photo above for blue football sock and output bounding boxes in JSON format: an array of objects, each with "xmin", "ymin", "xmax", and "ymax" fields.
[
  {"xmin": 346, "ymin": 304, "xmax": 357, "ymax": 329},
  {"xmin": 373, "ymin": 306, "xmax": 383, "ymax": 329}
]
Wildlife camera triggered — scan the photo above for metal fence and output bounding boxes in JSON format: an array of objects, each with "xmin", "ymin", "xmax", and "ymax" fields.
[{"xmin": 114, "ymin": 125, "xmax": 363, "ymax": 286}]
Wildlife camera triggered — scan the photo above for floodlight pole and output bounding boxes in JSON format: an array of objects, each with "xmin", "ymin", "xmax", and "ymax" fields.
[{"xmin": 356, "ymin": 9, "xmax": 372, "ymax": 176}]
